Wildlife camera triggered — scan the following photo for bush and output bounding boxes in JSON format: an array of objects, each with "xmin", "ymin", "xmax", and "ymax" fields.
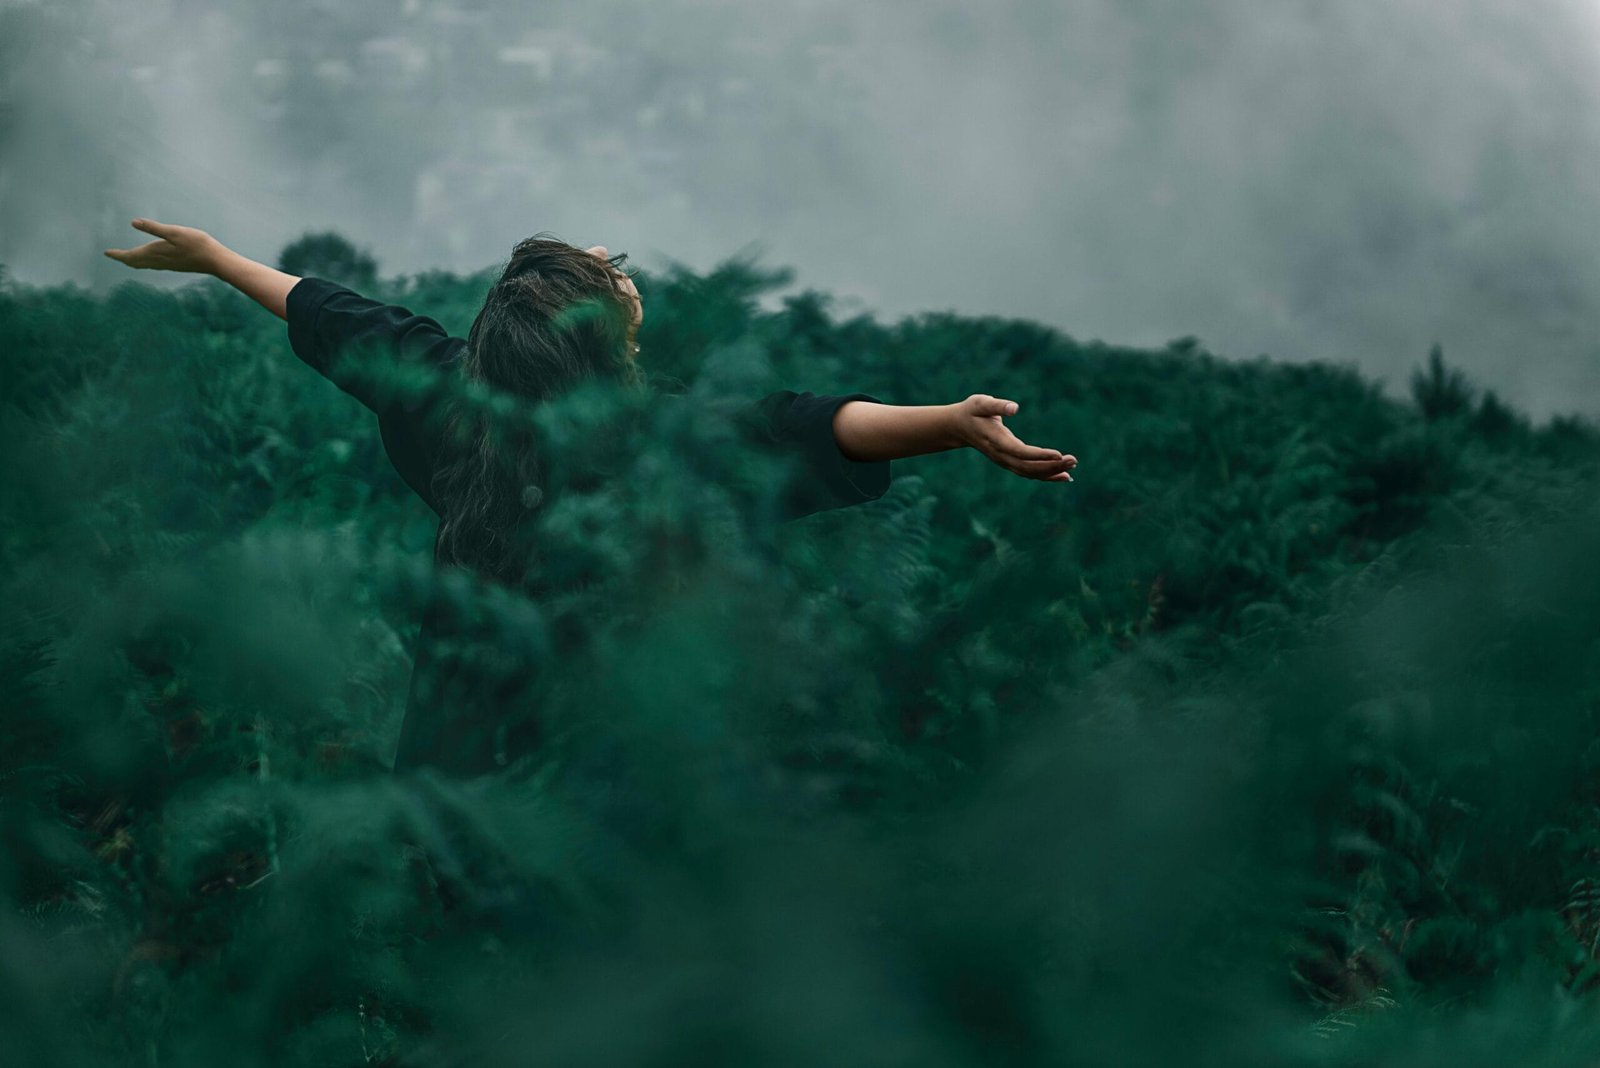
[
  {"xmin": 1, "ymin": 255, "xmax": 1598, "ymax": 1064},
  {"xmin": 276, "ymin": 231, "xmax": 379, "ymax": 290}
]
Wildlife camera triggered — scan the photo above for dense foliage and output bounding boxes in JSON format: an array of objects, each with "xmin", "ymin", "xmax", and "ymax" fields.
[{"xmin": 2, "ymin": 249, "xmax": 1599, "ymax": 1065}]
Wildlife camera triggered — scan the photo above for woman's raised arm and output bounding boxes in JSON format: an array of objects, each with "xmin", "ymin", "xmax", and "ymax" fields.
[
  {"xmin": 834, "ymin": 394, "xmax": 1077, "ymax": 482},
  {"xmin": 106, "ymin": 218, "xmax": 460, "ymax": 514}
]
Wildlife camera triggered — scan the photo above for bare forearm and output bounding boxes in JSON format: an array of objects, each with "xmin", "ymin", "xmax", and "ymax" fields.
[
  {"xmin": 209, "ymin": 246, "xmax": 301, "ymax": 321},
  {"xmin": 835, "ymin": 394, "xmax": 1079, "ymax": 482},
  {"xmin": 832, "ymin": 401, "xmax": 964, "ymax": 462}
]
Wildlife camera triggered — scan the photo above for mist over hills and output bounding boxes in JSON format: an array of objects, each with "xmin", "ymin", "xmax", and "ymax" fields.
[{"xmin": 3, "ymin": 0, "xmax": 1599, "ymax": 421}]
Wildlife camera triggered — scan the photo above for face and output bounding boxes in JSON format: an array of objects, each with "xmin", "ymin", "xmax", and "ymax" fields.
[{"xmin": 586, "ymin": 245, "xmax": 642, "ymax": 328}]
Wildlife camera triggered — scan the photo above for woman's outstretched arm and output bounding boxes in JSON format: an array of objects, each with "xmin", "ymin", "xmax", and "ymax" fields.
[
  {"xmin": 106, "ymin": 218, "xmax": 460, "ymax": 513},
  {"xmin": 834, "ymin": 395, "xmax": 1077, "ymax": 482},
  {"xmin": 105, "ymin": 218, "xmax": 299, "ymax": 319}
]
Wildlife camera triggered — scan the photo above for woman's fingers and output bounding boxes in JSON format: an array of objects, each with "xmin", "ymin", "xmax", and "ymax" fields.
[
  {"xmin": 132, "ymin": 218, "xmax": 175, "ymax": 239},
  {"xmin": 987, "ymin": 425, "xmax": 1063, "ymax": 462},
  {"xmin": 103, "ymin": 239, "xmax": 162, "ymax": 266},
  {"xmin": 104, "ymin": 222, "xmax": 218, "ymax": 273},
  {"xmin": 965, "ymin": 401, "xmax": 1078, "ymax": 482},
  {"xmin": 106, "ymin": 220, "xmax": 171, "ymax": 265},
  {"xmin": 982, "ymin": 443, "xmax": 1078, "ymax": 481},
  {"xmin": 973, "ymin": 395, "xmax": 1019, "ymax": 417},
  {"xmin": 984, "ymin": 455, "xmax": 1074, "ymax": 484}
]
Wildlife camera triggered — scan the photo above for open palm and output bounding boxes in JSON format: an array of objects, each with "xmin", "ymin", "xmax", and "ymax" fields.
[
  {"xmin": 953, "ymin": 394, "xmax": 1077, "ymax": 482},
  {"xmin": 103, "ymin": 219, "xmax": 221, "ymax": 274}
]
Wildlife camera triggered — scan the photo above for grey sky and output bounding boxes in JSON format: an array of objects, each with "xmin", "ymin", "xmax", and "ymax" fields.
[{"xmin": 3, "ymin": 0, "xmax": 1597, "ymax": 419}]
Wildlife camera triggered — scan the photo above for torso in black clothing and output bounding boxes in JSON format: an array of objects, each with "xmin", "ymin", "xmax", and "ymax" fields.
[{"xmin": 285, "ymin": 276, "xmax": 892, "ymax": 777}]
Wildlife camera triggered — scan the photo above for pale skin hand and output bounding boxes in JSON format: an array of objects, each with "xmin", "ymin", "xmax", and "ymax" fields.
[
  {"xmin": 105, "ymin": 226, "xmax": 1078, "ymax": 480},
  {"xmin": 831, "ymin": 395, "xmax": 1077, "ymax": 481},
  {"xmin": 105, "ymin": 218, "xmax": 300, "ymax": 320},
  {"xmin": 585, "ymin": 245, "xmax": 642, "ymax": 329},
  {"xmin": 103, "ymin": 218, "xmax": 223, "ymax": 273},
  {"xmin": 948, "ymin": 395, "xmax": 1077, "ymax": 482}
]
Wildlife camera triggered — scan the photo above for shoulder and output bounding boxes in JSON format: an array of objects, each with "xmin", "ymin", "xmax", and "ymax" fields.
[{"xmin": 285, "ymin": 276, "xmax": 351, "ymax": 319}]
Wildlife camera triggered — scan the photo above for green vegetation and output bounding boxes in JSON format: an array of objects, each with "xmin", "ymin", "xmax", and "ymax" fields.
[
  {"xmin": 276, "ymin": 232, "xmax": 381, "ymax": 293},
  {"xmin": 2, "ymin": 246, "xmax": 1599, "ymax": 1065}
]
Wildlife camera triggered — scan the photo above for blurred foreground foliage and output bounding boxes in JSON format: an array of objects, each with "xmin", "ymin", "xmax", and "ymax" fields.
[{"xmin": 2, "ymin": 253, "xmax": 1599, "ymax": 1065}]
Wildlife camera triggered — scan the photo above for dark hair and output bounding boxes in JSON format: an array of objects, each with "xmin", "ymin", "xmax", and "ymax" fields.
[{"xmin": 432, "ymin": 233, "xmax": 644, "ymax": 585}]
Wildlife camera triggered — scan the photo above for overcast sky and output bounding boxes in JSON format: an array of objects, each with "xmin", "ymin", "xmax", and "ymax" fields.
[{"xmin": 3, "ymin": 0, "xmax": 1598, "ymax": 420}]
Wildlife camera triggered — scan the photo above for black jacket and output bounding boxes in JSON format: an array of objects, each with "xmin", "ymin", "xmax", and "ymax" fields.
[{"xmin": 285, "ymin": 277, "xmax": 891, "ymax": 775}]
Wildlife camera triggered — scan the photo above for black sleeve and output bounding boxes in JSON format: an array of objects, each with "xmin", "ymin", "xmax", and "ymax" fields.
[
  {"xmin": 740, "ymin": 390, "xmax": 893, "ymax": 523},
  {"xmin": 285, "ymin": 276, "xmax": 463, "ymax": 515}
]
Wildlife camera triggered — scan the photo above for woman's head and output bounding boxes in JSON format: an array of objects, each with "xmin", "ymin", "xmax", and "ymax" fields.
[
  {"xmin": 433, "ymin": 234, "xmax": 646, "ymax": 584},
  {"xmin": 463, "ymin": 234, "xmax": 644, "ymax": 400}
]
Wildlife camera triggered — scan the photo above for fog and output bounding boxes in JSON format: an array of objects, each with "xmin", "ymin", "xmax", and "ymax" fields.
[{"xmin": 3, "ymin": 0, "xmax": 1598, "ymax": 419}]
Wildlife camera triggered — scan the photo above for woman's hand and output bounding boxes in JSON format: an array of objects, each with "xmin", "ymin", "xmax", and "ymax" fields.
[
  {"xmin": 951, "ymin": 394, "xmax": 1077, "ymax": 482},
  {"xmin": 103, "ymin": 218, "xmax": 224, "ymax": 274}
]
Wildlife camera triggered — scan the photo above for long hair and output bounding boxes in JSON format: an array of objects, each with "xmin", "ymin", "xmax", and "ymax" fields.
[{"xmin": 431, "ymin": 234, "xmax": 644, "ymax": 586}]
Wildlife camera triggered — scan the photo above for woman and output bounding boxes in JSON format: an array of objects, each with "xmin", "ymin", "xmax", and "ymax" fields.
[{"xmin": 105, "ymin": 218, "xmax": 1078, "ymax": 777}]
